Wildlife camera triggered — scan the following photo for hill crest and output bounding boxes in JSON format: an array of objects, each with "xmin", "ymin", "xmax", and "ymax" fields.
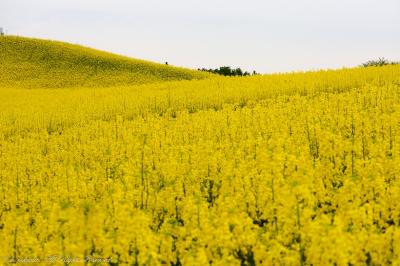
[{"xmin": 0, "ymin": 36, "xmax": 211, "ymax": 88}]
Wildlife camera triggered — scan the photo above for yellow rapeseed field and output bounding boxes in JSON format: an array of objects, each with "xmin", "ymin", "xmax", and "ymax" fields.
[
  {"xmin": 1, "ymin": 37, "xmax": 400, "ymax": 265},
  {"xmin": 0, "ymin": 36, "xmax": 211, "ymax": 89}
]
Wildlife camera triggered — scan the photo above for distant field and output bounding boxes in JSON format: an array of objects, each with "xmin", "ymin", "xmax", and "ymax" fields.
[
  {"xmin": 1, "ymin": 37, "xmax": 400, "ymax": 265},
  {"xmin": 0, "ymin": 36, "xmax": 211, "ymax": 88}
]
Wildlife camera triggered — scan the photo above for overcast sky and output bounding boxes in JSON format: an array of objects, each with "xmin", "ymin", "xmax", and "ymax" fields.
[{"xmin": 1, "ymin": 0, "xmax": 399, "ymax": 73}]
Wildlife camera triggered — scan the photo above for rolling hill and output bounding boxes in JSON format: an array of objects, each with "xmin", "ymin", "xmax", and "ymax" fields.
[
  {"xmin": 0, "ymin": 36, "xmax": 211, "ymax": 88},
  {"xmin": 1, "ymin": 33, "xmax": 400, "ymax": 263}
]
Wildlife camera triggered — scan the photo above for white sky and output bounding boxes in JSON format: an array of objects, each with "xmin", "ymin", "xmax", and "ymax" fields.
[{"xmin": 1, "ymin": 0, "xmax": 399, "ymax": 73}]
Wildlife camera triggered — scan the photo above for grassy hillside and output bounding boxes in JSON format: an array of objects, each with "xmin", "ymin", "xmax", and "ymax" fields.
[{"xmin": 0, "ymin": 36, "xmax": 211, "ymax": 88}]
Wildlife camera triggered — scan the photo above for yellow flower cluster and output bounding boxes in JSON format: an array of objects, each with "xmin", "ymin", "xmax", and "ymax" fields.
[{"xmin": 1, "ymin": 64, "xmax": 400, "ymax": 265}]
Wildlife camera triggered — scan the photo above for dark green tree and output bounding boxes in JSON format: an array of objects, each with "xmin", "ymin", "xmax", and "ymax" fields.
[{"xmin": 198, "ymin": 66, "xmax": 258, "ymax": 76}]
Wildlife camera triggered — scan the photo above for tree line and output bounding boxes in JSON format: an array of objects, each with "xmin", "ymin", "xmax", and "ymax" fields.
[{"xmin": 198, "ymin": 66, "xmax": 259, "ymax": 76}]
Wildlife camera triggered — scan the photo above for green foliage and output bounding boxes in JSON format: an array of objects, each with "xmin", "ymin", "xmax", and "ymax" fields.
[
  {"xmin": 198, "ymin": 66, "xmax": 258, "ymax": 77},
  {"xmin": 361, "ymin": 57, "xmax": 399, "ymax": 67}
]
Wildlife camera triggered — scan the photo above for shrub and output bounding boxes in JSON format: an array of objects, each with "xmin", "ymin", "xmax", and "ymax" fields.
[{"xmin": 361, "ymin": 57, "xmax": 399, "ymax": 67}]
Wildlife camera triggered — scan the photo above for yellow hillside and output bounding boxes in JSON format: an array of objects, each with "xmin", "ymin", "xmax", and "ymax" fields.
[{"xmin": 0, "ymin": 36, "xmax": 211, "ymax": 88}]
